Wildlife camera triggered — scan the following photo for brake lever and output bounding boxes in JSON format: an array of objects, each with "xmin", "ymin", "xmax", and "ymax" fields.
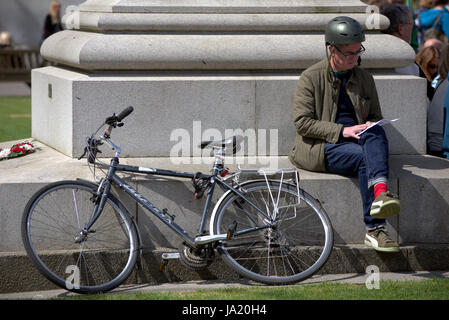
[
  {"xmin": 78, "ymin": 147, "xmax": 87, "ymax": 160},
  {"xmin": 105, "ymin": 114, "xmax": 118, "ymax": 126}
]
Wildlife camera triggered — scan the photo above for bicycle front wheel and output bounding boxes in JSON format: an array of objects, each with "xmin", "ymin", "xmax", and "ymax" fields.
[
  {"xmin": 22, "ymin": 180, "xmax": 138, "ymax": 294},
  {"xmin": 211, "ymin": 180, "xmax": 333, "ymax": 285}
]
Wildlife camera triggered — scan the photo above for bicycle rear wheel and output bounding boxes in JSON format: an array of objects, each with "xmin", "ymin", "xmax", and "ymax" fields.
[
  {"xmin": 211, "ymin": 180, "xmax": 333, "ymax": 285},
  {"xmin": 22, "ymin": 180, "xmax": 138, "ymax": 294}
]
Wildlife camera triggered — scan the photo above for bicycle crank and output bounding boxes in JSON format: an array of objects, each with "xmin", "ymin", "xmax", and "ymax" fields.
[
  {"xmin": 178, "ymin": 243, "xmax": 214, "ymax": 271},
  {"xmin": 194, "ymin": 221, "xmax": 238, "ymax": 245}
]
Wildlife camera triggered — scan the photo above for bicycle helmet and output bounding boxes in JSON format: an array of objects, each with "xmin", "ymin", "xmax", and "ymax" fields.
[{"xmin": 325, "ymin": 16, "xmax": 365, "ymax": 46}]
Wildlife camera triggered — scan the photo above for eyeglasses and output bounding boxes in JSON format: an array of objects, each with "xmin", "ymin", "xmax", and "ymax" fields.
[{"xmin": 333, "ymin": 44, "xmax": 366, "ymax": 58}]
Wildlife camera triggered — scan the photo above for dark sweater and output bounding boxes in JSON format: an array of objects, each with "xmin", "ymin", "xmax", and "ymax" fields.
[
  {"xmin": 43, "ymin": 14, "xmax": 63, "ymax": 40},
  {"xmin": 333, "ymin": 70, "xmax": 358, "ymax": 142}
]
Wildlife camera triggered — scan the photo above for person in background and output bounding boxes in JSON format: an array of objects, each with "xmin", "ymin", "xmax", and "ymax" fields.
[
  {"xmin": 42, "ymin": 1, "xmax": 63, "ymax": 41},
  {"xmin": 0, "ymin": 31, "xmax": 13, "ymax": 70},
  {"xmin": 428, "ymin": 44, "xmax": 449, "ymax": 158},
  {"xmin": 0, "ymin": 31, "xmax": 12, "ymax": 49},
  {"xmin": 381, "ymin": 4, "xmax": 414, "ymax": 46},
  {"xmin": 419, "ymin": 0, "xmax": 449, "ymax": 43},
  {"xmin": 386, "ymin": 0, "xmax": 420, "ymax": 50},
  {"xmin": 0, "ymin": 31, "xmax": 25, "ymax": 70},
  {"xmin": 417, "ymin": 0, "xmax": 435, "ymax": 45},
  {"xmin": 366, "ymin": 0, "xmax": 388, "ymax": 11},
  {"xmin": 416, "ymin": 45, "xmax": 442, "ymax": 100},
  {"xmin": 381, "ymin": 4, "xmax": 419, "ymax": 75},
  {"xmin": 424, "ymin": 37, "xmax": 445, "ymax": 50}
]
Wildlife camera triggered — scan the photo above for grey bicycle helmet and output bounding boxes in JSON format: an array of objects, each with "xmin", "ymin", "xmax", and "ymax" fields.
[{"xmin": 325, "ymin": 16, "xmax": 365, "ymax": 46}]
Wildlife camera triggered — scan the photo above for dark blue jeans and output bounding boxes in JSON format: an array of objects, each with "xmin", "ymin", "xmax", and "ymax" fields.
[{"xmin": 324, "ymin": 125, "xmax": 389, "ymax": 230}]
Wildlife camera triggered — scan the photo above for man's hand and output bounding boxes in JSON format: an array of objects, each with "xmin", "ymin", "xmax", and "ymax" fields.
[{"xmin": 342, "ymin": 123, "xmax": 372, "ymax": 139}]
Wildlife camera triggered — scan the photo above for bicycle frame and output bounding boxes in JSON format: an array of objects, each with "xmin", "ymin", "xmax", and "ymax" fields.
[{"xmin": 85, "ymin": 155, "xmax": 274, "ymax": 249}]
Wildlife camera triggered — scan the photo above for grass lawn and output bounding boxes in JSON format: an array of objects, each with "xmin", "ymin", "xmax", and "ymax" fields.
[
  {"xmin": 0, "ymin": 96, "xmax": 31, "ymax": 143},
  {"xmin": 61, "ymin": 278, "xmax": 449, "ymax": 300}
]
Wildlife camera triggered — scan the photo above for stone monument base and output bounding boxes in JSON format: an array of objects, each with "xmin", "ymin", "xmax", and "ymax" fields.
[{"xmin": 32, "ymin": 67, "xmax": 427, "ymax": 159}]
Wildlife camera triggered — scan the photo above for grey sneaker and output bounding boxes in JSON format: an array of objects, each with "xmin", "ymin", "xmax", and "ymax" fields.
[
  {"xmin": 370, "ymin": 192, "xmax": 401, "ymax": 219},
  {"xmin": 364, "ymin": 227, "xmax": 399, "ymax": 252}
]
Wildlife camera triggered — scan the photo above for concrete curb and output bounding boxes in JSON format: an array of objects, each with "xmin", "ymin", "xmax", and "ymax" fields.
[
  {"xmin": 2, "ymin": 245, "xmax": 449, "ymax": 295},
  {"xmin": 1, "ymin": 270, "xmax": 449, "ymax": 300}
]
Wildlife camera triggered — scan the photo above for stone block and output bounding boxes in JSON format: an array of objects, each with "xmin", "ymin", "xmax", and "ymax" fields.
[
  {"xmin": 320, "ymin": 245, "xmax": 410, "ymax": 274},
  {"xmin": 32, "ymin": 68, "xmax": 427, "ymax": 159},
  {"xmin": 406, "ymin": 244, "xmax": 449, "ymax": 271},
  {"xmin": 31, "ymin": 68, "xmax": 75, "ymax": 157},
  {"xmin": 0, "ymin": 183, "xmax": 45, "ymax": 252},
  {"xmin": 2, "ymin": 139, "xmax": 448, "ymax": 254},
  {"xmin": 390, "ymin": 155, "xmax": 449, "ymax": 244},
  {"xmin": 373, "ymin": 75, "xmax": 428, "ymax": 155}
]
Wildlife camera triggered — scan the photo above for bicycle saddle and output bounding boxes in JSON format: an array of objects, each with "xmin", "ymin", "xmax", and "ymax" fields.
[{"xmin": 200, "ymin": 136, "xmax": 240, "ymax": 154}]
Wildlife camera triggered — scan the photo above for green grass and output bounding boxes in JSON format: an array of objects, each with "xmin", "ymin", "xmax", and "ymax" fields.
[
  {"xmin": 0, "ymin": 96, "xmax": 31, "ymax": 143},
  {"xmin": 60, "ymin": 278, "xmax": 449, "ymax": 300}
]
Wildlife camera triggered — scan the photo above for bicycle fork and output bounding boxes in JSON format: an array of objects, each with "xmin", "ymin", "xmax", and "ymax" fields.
[{"xmin": 82, "ymin": 157, "xmax": 119, "ymax": 234}]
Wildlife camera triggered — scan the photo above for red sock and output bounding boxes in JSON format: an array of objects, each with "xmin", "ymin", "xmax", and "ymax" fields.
[{"xmin": 374, "ymin": 182, "xmax": 387, "ymax": 199}]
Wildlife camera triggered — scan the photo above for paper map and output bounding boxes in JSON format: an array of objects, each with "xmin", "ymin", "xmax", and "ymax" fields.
[{"xmin": 356, "ymin": 118, "xmax": 400, "ymax": 136}]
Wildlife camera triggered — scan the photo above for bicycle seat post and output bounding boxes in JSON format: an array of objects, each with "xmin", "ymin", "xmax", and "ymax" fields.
[{"xmin": 213, "ymin": 148, "xmax": 225, "ymax": 169}]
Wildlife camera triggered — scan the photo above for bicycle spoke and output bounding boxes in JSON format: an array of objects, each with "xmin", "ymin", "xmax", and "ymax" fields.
[
  {"xmin": 23, "ymin": 182, "xmax": 137, "ymax": 293},
  {"xmin": 214, "ymin": 181, "xmax": 332, "ymax": 284}
]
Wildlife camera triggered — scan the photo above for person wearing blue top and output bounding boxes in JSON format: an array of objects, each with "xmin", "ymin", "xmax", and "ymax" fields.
[
  {"xmin": 419, "ymin": 0, "xmax": 449, "ymax": 42},
  {"xmin": 443, "ymin": 84, "xmax": 449, "ymax": 158}
]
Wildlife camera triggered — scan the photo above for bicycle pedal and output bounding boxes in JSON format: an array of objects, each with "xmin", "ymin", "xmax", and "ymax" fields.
[
  {"xmin": 159, "ymin": 260, "xmax": 167, "ymax": 272},
  {"xmin": 226, "ymin": 221, "xmax": 238, "ymax": 239},
  {"xmin": 194, "ymin": 234, "xmax": 228, "ymax": 245},
  {"xmin": 159, "ymin": 252, "xmax": 180, "ymax": 271}
]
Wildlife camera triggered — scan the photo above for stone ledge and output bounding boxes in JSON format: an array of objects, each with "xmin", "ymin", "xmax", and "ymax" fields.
[
  {"xmin": 78, "ymin": 0, "xmax": 369, "ymax": 14},
  {"xmin": 41, "ymin": 32, "xmax": 414, "ymax": 71},
  {"xmin": 2, "ymin": 244, "xmax": 449, "ymax": 294},
  {"xmin": 78, "ymin": 13, "xmax": 390, "ymax": 32},
  {"xmin": 1, "ymin": 140, "xmax": 449, "ymax": 252}
]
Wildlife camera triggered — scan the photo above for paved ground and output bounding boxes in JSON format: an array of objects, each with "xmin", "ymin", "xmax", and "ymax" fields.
[
  {"xmin": 1, "ymin": 270, "xmax": 449, "ymax": 300},
  {"xmin": 0, "ymin": 82, "xmax": 30, "ymax": 97}
]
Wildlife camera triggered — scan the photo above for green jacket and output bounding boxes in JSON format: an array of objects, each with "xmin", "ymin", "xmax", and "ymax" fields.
[{"xmin": 288, "ymin": 59, "xmax": 383, "ymax": 172}]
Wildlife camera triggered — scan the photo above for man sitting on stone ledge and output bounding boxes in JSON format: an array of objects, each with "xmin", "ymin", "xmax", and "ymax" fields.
[{"xmin": 288, "ymin": 16, "xmax": 401, "ymax": 252}]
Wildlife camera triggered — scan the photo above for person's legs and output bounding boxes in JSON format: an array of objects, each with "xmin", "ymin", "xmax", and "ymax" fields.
[
  {"xmin": 358, "ymin": 125, "xmax": 389, "ymax": 189},
  {"xmin": 324, "ymin": 131, "xmax": 399, "ymax": 252},
  {"xmin": 324, "ymin": 141, "xmax": 385, "ymax": 229},
  {"xmin": 358, "ymin": 125, "xmax": 401, "ymax": 219}
]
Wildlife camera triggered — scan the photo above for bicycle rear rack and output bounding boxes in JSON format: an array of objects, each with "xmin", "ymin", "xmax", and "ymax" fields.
[
  {"xmin": 227, "ymin": 166, "xmax": 302, "ymax": 220},
  {"xmin": 192, "ymin": 168, "xmax": 301, "ymax": 246}
]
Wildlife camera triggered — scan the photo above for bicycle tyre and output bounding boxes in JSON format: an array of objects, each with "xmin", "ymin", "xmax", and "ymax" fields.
[
  {"xmin": 210, "ymin": 180, "xmax": 333, "ymax": 285},
  {"xmin": 21, "ymin": 180, "xmax": 138, "ymax": 294}
]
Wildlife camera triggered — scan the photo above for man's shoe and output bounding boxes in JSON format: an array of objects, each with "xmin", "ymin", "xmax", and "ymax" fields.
[
  {"xmin": 370, "ymin": 192, "xmax": 401, "ymax": 219},
  {"xmin": 364, "ymin": 227, "xmax": 400, "ymax": 252}
]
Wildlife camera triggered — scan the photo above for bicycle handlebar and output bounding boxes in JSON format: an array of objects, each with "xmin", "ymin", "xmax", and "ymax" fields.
[
  {"xmin": 79, "ymin": 106, "xmax": 134, "ymax": 163},
  {"xmin": 117, "ymin": 106, "xmax": 134, "ymax": 122},
  {"xmin": 105, "ymin": 106, "xmax": 134, "ymax": 126}
]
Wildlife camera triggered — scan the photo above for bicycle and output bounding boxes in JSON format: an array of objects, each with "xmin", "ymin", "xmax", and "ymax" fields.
[{"xmin": 21, "ymin": 106, "xmax": 334, "ymax": 294}]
